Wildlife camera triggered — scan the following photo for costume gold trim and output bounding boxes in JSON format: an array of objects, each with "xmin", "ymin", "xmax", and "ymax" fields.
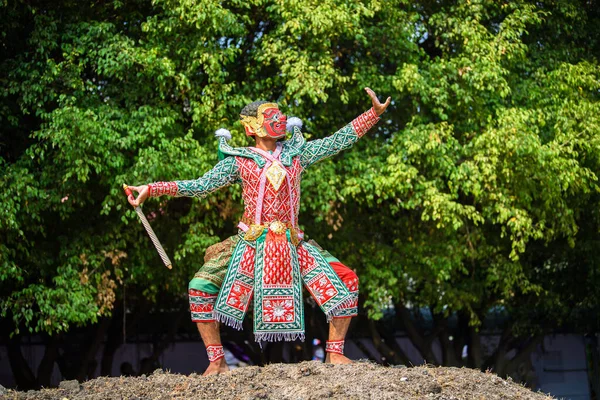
[
  {"xmin": 241, "ymin": 218, "xmax": 300, "ymax": 246},
  {"xmin": 240, "ymin": 103, "xmax": 279, "ymax": 137}
]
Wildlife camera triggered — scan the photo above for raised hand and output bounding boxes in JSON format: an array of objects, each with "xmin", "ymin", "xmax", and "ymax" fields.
[
  {"xmin": 127, "ymin": 185, "xmax": 149, "ymax": 207},
  {"xmin": 365, "ymin": 87, "xmax": 391, "ymax": 116}
]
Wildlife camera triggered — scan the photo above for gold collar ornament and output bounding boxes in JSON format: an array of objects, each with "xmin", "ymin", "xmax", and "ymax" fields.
[
  {"xmin": 240, "ymin": 103, "xmax": 279, "ymax": 137},
  {"xmin": 265, "ymin": 162, "xmax": 286, "ymax": 191}
]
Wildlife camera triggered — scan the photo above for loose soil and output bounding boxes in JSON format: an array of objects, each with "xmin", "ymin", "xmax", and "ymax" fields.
[{"xmin": 2, "ymin": 361, "xmax": 554, "ymax": 400}]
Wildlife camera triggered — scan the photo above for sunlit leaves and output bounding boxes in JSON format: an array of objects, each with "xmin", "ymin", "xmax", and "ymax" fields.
[{"xmin": 1, "ymin": 0, "xmax": 599, "ymax": 336}]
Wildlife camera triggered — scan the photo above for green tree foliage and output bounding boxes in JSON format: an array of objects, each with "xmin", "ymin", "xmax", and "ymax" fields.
[{"xmin": 1, "ymin": 0, "xmax": 599, "ymax": 378}]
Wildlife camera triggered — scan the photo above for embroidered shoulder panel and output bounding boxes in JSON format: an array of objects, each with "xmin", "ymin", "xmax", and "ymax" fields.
[
  {"xmin": 218, "ymin": 128, "xmax": 306, "ymax": 168},
  {"xmin": 280, "ymin": 126, "xmax": 306, "ymax": 166},
  {"xmin": 218, "ymin": 137, "xmax": 267, "ymax": 167}
]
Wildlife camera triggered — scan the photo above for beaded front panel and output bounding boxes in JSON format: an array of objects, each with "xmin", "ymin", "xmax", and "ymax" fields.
[{"xmin": 236, "ymin": 156, "xmax": 302, "ymax": 225}]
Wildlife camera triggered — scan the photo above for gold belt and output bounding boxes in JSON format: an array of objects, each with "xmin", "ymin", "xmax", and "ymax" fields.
[{"xmin": 241, "ymin": 218, "xmax": 300, "ymax": 246}]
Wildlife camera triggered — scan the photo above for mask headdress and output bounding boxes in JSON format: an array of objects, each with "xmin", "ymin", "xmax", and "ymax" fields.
[
  {"xmin": 214, "ymin": 103, "xmax": 304, "ymax": 166},
  {"xmin": 240, "ymin": 102, "xmax": 279, "ymax": 137}
]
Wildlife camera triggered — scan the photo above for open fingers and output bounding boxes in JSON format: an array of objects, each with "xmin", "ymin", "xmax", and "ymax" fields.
[
  {"xmin": 365, "ymin": 87, "xmax": 391, "ymax": 115},
  {"xmin": 365, "ymin": 87, "xmax": 378, "ymax": 104}
]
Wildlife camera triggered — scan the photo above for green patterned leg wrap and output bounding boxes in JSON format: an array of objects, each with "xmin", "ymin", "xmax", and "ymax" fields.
[{"xmin": 188, "ymin": 235, "xmax": 240, "ymax": 321}]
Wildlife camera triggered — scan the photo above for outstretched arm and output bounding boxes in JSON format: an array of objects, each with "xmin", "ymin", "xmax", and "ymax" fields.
[
  {"xmin": 127, "ymin": 156, "xmax": 239, "ymax": 207},
  {"xmin": 300, "ymin": 88, "xmax": 391, "ymax": 169}
]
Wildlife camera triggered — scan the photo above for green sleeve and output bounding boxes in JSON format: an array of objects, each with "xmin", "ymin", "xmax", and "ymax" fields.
[
  {"xmin": 175, "ymin": 156, "xmax": 239, "ymax": 198},
  {"xmin": 299, "ymin": 123, "xmax": 360, "ymax": 169}
]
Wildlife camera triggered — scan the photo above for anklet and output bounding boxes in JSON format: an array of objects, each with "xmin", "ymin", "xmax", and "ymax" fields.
[
  {"xmin": 206, "ymin": 344, "xmax": 225, "ymax": 362},
  {"xmin": 325, "ymin": 340, "xmax": 344, "ymax": 355}
]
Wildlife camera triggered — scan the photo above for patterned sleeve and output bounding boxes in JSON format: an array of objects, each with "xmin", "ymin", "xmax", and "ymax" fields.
[
  {"xmin": 148, "ymin": 156, "xmax": 239, "ymax": 199},
  {"xmin": 299, "ymin": 107, "xmax": 380, "ymax": 169}
]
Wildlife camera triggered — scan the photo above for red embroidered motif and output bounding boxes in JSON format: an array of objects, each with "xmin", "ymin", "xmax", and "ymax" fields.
[
  {"xmin": 189, "ymin": 289, "xmax": 217, "ymax": 322},
  {"xmin": 206, "ymin": 344, "xmax": 225, "ymax": 362},
  {"xmin": 148, "ymin": 181, "xmax": 178, "ymax": 197},
  {"xmin": 325, "ymin": 340, "xmax": 344, "ymax": 355},
  {"xmin": 239, "ymin": 246, "xmax": 256, "ymax": 278},
  {"xmin": 297, "ymin": 245, "xmax": 318, "ymax": 276},
  {"xmin": 344, "ymin": 276, "xmax": 359, "ymax": 309},
  {"xmin": 225, "ymin": 280, "xmax": 253, "ymax": 311},
  {"xmin": 189, "ymin": 289, "xmax": 214, "ymax": 296},
  {"xmin": 190, "ymin": 303, "xmax": 213, "ymax": 313},
  {"xmin": 262, "ymin": 297, "xmax": 295, "ymax": 323},
  {"xmin": 237, "ymin": 157, "xmax": 302, "ymax": 225},
  {"xmin": 306, "ymin": 272, "xmax": 339, "ymax": 305},
  {"xmin": 345, "ymin": 276, "xmax": 359, "ymax": 292},
  {"xmin": 263, "ymin": 238, "xmax": 292, "ymax": 286},
  {"xmin": 351, "ymin": 107, "xmax": 380, "ymax": 137}
]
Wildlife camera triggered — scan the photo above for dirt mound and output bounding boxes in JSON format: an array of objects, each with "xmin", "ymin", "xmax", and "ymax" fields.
[{"xmin": 5, "ymin": 361, "xmax": 553, "ymax": 400}]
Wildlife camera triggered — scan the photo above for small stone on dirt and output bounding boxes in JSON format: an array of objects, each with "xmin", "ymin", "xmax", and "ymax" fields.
[
  {"xmin": 426, "ymin": 382, "xmax": 442, "ymax": 394},
  {"xmin": 58, "ymin": 380, "xmax": 81, "ymax": 392}
]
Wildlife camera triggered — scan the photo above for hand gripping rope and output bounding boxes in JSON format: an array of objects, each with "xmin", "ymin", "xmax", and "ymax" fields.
[{"xmin": 123, "ymin": 184, "xmax": 172, "ymax": 269}]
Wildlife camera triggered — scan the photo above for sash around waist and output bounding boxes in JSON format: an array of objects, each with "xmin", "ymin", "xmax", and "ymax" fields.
[{"xmin": 238, "ymin": 219, "xmax": 304, "ymax": 245}]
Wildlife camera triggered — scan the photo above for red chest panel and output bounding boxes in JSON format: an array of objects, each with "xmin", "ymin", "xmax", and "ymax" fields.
[{"xmin": 236, "ymin": 157, "xmax": 302, "ymax": 225}]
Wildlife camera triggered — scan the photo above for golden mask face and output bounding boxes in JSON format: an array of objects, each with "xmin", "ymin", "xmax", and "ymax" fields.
[{"xmin": 240, "ymin": 103, "xmax": 287, "ymax": 138}]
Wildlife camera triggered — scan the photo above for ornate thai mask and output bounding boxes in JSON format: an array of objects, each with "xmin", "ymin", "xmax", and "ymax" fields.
[{"xmin": 240, "ymin": 103, "xmax": 287, "ymax": 139}]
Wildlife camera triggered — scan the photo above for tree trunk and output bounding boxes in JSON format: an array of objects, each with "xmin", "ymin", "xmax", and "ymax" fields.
[
  {"xmin": 353, "ymin": 339, "xmax": 381, "ymax": 362},
  {"xmin": 37, "ymin": 335, "xmax": 59, "ymax": 388},
  {"xmin": 266, "ymin": 342, "xmax": 285, "ymax": 363},
  {"xmin": 139, "ymin": 311, "xmax": 186, "ymax": 375},
  {"xmin": 100, "ymin": 301, "xmax": 152, "ymax": 376},
  {"xmin": 483, "ymin": 324, "xmax": 513, "ymax": 375},
  {"xmin": 76, "ymin": 317, "xmax": 111, "ymax": 381},
  {"xmin": 484, "ymin": 324, "xmax": 542, "ymax": 381},
  {"xmin": 504, "ymin": 335, "xmax": 543, "ymax": 378},
  {"xmin": 453, "ymin": 312, "xmax": 470, "ymax": 367},
  {"xmin": 439, "ymin": 330, "xmax": 461, "ymax": 367},
  {"xmin": 100, "ymin": 321, "xmax": 121, "ymax": 376},
  {"xmin": 395, "ymin": 304, "xmax": 439, "ymax": 364},
  {"xmin": 468, "ymin": 325, "xmax": 483, "ymax": 369},
  {"xmin": 368, "ymin": 320, "xmax": 410, "ymax": 365},
  {"xmin": 588, "ymin": 335, "xmax": 600, "ymax": 398},
  {"xmin": 7, "ymin": 337, "xmax": 36, "ymax": 390}
]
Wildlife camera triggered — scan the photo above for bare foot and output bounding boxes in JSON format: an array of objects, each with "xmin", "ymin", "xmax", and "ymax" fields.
[
  {"xmin": 325, "ymin": 353, "xmax": 353, "ymax": 364},
  {"xmin": 203, "ymin": 358, "xmax": 229, "ymax": 376}
]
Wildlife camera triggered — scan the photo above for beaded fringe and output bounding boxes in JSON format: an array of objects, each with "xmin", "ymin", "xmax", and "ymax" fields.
[
  {"xmin": 217, "ymin": 297, "xmax": 355, "ymax": 329},
  {"xmin": 254, "ymin": 332, "xmax": 305, "ymax": 343},
  {"xmin": 215, "ymin": 312, "xmax": 243, "ymax": 331},
  {"xmin": 325, "ymin": 297, "xmax": 356, "ymax": 322}
]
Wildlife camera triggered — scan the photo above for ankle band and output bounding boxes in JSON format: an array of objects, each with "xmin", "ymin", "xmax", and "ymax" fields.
[
  {"xmin": 325, "ymin": 340, "xmax": 344, "ymax": 355},
  {"xmin": 206, "ymin": 344, "xmax": 225, "ymax": 362}
]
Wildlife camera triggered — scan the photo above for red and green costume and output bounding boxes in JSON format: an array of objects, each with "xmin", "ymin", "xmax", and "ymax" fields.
[{"xmin": 149, "ymin": 108, "xmax": 380, "ymax": 342}]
